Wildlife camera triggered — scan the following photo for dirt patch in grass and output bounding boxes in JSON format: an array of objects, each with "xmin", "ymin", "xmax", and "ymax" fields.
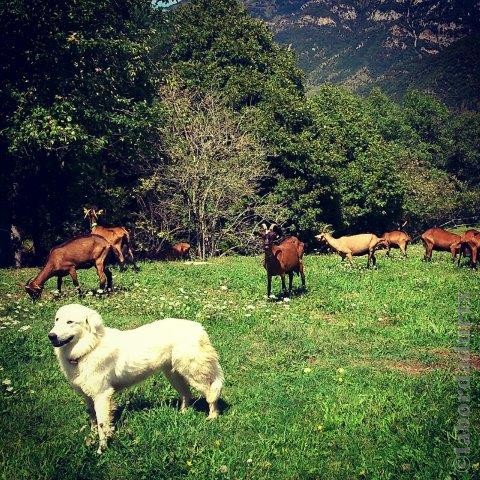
[
  {"xmin": 385, "ymin": 361, "xmax": 435, "ymax": 376},
  {"xmin": 469, "ymin": 355, "xmax": 480, "ymax": 371},
  {"xmin": 428, "ymin": 348, "xmax": 480, "ymax": 372}
]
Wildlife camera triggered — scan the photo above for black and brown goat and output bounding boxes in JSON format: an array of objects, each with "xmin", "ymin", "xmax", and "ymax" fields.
[
  {"xmin": 25, "ymin": 235, "xmax": 117, "ymax": 300},
  {"xmin": 83, "ymin": 207, "xmax": 138, "ymax": 271},
  {"xmin": 259, "ymin": 224, "xmax": 305, "ymax": 297}
]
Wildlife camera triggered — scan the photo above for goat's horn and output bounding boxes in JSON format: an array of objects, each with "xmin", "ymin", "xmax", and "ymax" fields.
[
  {"xmin": 269, "ymin": 223, "xmax": 277, "ymax": 231},
  {"xmin": 261, "ymin": 223, "xmax": 268, "ymax": 231},
  {"xmin": 401, "ymin": 220, "xmax": 408, "ymax": 228}
]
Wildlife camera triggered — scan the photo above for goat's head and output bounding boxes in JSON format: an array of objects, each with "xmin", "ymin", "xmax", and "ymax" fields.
[
  {"xmin": 83, "ymin": 207, "xmax": 104, "ymax": 227},
  {"xmin": 315, "ymin": 224, "xmax": 333, "ymax": 244},
  {"xmin": 259, "ymin": 223, "xmax": 281, "ymax": 251},
  {"xmin": 25, "ymin": 277, "xmax": 43, "ymax": 300}
]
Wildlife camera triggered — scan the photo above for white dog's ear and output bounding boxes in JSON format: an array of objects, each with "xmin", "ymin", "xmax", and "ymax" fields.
[{"xmin": 85, "ymin": 308, "xmax": 104, "ymax": 335}]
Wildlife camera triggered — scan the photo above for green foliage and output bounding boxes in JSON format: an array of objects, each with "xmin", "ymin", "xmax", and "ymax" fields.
[
  {"xmin": 0, "ymin": 0, "xmax": 163, "ymax": 262},
  {"xmin": 167, "ymin": 0, "xmax": 303, "ymax": 110}
]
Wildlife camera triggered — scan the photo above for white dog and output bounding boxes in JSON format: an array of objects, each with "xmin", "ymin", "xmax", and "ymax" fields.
[{"xmin": 49, "ymin": 304, "xmax": 224, "ymax": 453}]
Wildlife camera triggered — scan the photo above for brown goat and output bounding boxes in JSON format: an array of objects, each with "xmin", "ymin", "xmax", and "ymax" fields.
[
  {"xmin": 381, "ymin": 230, "xmax": 412, "ymax": 257},
  {"xmin": 170, "ymin": 242, "xmax": 191, "ymax": 260},
  {"xmin": 420, "ymin": 228, "xmax": 460, "ymax": 261},
  {"xmin": 83, "ymin": 208, "xmax": 138, "ymax": 271},
  {"xmin": 260, "ymin": 224, "xmax": 305, "ymax": 297},
  {"xmin": 25, "ymin": 235, "xmax": 116, "ymax": 300},
  {"xmin": 456, "ymin": 229, "xmax": 480, "ymax": 268}
]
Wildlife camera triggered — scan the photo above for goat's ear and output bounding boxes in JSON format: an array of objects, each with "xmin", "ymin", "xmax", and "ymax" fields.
[
  {"xmin": 85, "ymin": 308, "xmax": 104, "ymax": 335},
  {"xmin": 83, "ymin": 207, "xmax": 90, "ymax": 217},
  {"xmin": 97, "ymin": 209, "xmax": 104, "ymax": 216}
]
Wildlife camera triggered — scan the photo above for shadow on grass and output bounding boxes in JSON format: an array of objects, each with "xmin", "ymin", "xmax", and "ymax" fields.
[{"xmin": 113, "ymin": 395, "xmax": 230, "ymax": 424}]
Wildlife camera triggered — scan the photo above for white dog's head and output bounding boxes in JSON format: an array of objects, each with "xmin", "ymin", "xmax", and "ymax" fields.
[{"xmin": 48, "ymin": 304, "xmax": 104, "ymax": 350}]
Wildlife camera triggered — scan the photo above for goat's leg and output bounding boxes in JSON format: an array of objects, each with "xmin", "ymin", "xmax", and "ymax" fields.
[
  {"xmin": 114, "ymin": 245, "xmax": 126, "ymax": 270},
  {"xmin": 401, "ymin": 242, "xmax": 407, "ymax": 258},
  {"xmin": 56, "ymin": 276, "xmax": 63, "ymax": 294},
  {"xmin": 95, "ymin": 262, "xmax": 107, "ymax": 293},
  {"xmin": 471, "ymin": 245, "xmax": 478, "ymax": 269},
  {"xmin": 423, "ymin": 241, "xmax": 433, "ymax": 261},
  {"xmin": 93, "ymin": 390, "xmax": 114, "ymax": 454},
  {"xmin": 69, "ymin": 267, "xmax": 82, "ymax": 295},
  {"xmin": 370, "ymin": 251, "xmax": 377, "ymax": 267},
  {"xmin": 299, "ymin": 262, "xmax": 306, "ymax": 290},
  {"xmin": 457, "ymin": 245, "xmax": 464, "ymax": 267},
  {"xmin": 346, "ymin": 252, "xmax": 354, "ymax": 267},
  {"xmin": 288, "ymin": 272, "xmax": 293, "ymax": 293},
  {"xmin": 450, "ymin": 244, "xmax": 458, "ymax": 262},
  {"xmin": 127, "ymin": 247, "xmax": 140, "ymax": 272},
  {"xmin": 386, "ymin": 244, "xmax": 391, "ymax": 257},
  {"xmin": 105, "ymin": 267, "xmax": 113, "ymax": 292},
  {"xmin": 267, "ymin": 275, "xmax": 272, "ymax": 298},
  {"xmin": 280, "ymin": 274, "xmax": 287, "ymax": 295}
]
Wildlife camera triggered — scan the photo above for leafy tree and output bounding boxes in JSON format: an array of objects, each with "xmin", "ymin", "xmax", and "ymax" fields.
[
  {"xmin": 446, "ymin": 111, "xmax": 480, "ymax": 187},
  {"xmin": 0, "ymin": 0, "xmax": 163, "ymax": 265},
  {"xmin": 306, "ymin": 85, "xmax": 404, "ymax": 233},
  {"xmin": 135, "ymin": 82, "xmax": 272, "ymax": 259}
]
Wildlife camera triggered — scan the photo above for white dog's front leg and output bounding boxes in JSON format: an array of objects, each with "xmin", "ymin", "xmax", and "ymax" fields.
[
  {"xmin": 83, "ymin": 395, "xmax": 97, "ymax": 431},
  {"xmin": 93, "ymin": 390, "xmax": 114, "ymax": 454}
]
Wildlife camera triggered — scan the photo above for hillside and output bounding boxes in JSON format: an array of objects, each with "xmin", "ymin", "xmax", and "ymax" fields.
[{"xmin": 245, "ymin": 0, "xmax": 480, "ymax": 108}]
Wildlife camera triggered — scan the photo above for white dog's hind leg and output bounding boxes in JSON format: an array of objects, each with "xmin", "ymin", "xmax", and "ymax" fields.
[
  {"xmin": 164, "ymin": 369, "xmax": 192, "ymax": 411},
  {"xmin": 206, "ymin": 376, "xmax": 223, "ymax": 419},
  {"xmin": 94, "ymin": 390, "xmax": 114, "ymax": 454}
]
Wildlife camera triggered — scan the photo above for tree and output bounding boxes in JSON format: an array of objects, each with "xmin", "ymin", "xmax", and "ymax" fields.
[
  {"xmin": 135, "ymin": 82, "xmax": 273, "ymax": 259},
  {"xmin": 0, "ymin": 0, "xmax": 163, "ymax": 265}
]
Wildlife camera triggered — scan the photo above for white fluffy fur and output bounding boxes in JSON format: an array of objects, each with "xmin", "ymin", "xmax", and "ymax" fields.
[{"xmin": 49, "ymin": 304, "xmax": 224, "ymax": 453}]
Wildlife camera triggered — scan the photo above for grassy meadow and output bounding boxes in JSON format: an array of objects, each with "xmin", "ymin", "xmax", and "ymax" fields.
[{"xmin": 0, "ymin": 245, "xmax": 479, "ymax": 480}]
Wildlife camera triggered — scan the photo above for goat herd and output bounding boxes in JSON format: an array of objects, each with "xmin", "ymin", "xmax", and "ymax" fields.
[{"xmin": 23, "ymin": 209, "xmax": 479, "ymax": 300}]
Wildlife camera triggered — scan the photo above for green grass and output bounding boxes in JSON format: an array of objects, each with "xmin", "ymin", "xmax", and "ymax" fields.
[{"xmin": 0, "ymin": 246, "xmax": 479, "ymax": 480}]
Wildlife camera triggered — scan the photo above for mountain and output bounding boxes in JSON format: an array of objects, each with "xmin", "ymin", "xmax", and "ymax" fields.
[{"xmin": 244, "ymin": 0, "xmax": 480, "ymax": 109}]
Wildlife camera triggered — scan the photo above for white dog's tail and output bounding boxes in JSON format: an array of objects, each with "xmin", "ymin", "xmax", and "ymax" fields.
[
  {"xmin": 173, "ymin": 331, "xmax": 224, "ymax": 403},
  {"xmin": 206, "ymin": 364, "xmax": 224, "ymax": 404}
]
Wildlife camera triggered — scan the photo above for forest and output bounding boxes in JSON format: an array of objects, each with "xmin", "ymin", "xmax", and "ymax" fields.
[{"xmin": 1, "ymin": 0, "xmax": 479, "ymax": 264}]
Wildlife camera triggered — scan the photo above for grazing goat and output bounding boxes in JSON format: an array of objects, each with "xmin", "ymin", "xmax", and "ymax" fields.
[
  {"xmin": 169, "ymin": 242, "xmax": 191, "ymax": 260},
  {"xmin": 315, "ymin": 230, "xmax": 384, "ymax": 267},
  {"xmin": 420, "ymin": 228, "xmax": 460, "ymax": 262},
  {"xmin": 83, "ymin": 207, "xmax": 138, "ymax": 271},
  {"xmin": 456, "ymin": 230, "xmax": 480, "ymax": 268},
  {"xmin": 260, "ymin": 224, "xmax": 305, "ymax": 297},
  {"xmin": 381, "ymin": 230, "xmax": 412, "ymax": 257},
  {"xmin": 25, "ymin": 235, "xmax": 117, "ymax": 300}
]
